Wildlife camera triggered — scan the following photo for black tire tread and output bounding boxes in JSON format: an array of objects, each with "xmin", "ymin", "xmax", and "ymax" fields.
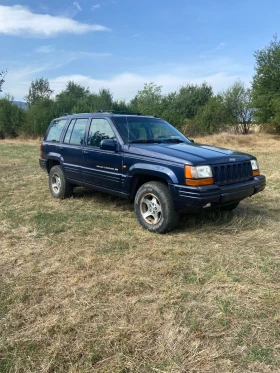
[
  {"xmin": 49, "ymin": 165, "xmax": 73, "ymax": 199},
  {"xmin": 134, "ymin": 181, "xmax": 179, "ymax": 233}
]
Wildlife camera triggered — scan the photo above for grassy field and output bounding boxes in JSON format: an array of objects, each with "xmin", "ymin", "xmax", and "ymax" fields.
[{"xmin": 0, "ymin": 133, "xmax": 279, "ymax": 373}]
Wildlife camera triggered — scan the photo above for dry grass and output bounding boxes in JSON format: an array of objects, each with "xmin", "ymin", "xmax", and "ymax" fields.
[{"xmin": 0, "ymin": 133, "xmax": 280, "ymax": 373}]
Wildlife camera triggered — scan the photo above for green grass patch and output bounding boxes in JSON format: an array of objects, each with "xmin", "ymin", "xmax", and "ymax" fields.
[{"xmin": 0, "ymin": 136, "xmax": 279, "ymax": 372}]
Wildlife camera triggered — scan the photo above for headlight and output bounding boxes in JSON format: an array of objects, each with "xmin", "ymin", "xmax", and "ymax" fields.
[
  {"xmin": 251, "ymin": 159, "xmax": 260, "ymax": 176},
  {"xmin": 250, "ymin": 160, "xmax": 259, "ymax": 170},
  {"xmin": 185, "ymin": 165, "xmax": 214, "ymax": 186}
]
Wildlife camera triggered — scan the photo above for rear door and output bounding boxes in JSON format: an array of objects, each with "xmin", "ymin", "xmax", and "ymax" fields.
[
  {"xmin": 44, "ymin": 118, "xmax": 68, "ymax": 159},
  {"xmin": 60, "ymin": 118, "xmax": 89, "ymax": 182},
  {"xmin": 83, "ymin": 118, "xmax": 123, "ymax": 190}
]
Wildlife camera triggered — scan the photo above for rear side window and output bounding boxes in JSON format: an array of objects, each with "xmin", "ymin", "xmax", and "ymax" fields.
[
  {"xmin": 87, "ymin": 118, "xmax": 116, "ymax": 147},
  {"xmin": 46, "ymin": 119, "xmax": 67, "ymax": 142},
  {"xmin": 63, "ymin": 118, "xmax": 88, "ymax": 145}
]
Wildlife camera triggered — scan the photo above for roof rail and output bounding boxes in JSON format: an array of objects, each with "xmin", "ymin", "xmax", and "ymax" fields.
[
  {"xmin": 96, "ymin": 110, "xmax": 143, "ymax": 115},
  {"xmin": 60, "ymin": 111, "xmax": 153, "ymax": 116}
]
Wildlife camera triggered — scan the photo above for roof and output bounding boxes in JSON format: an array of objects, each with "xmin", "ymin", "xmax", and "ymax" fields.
[{"xmin": 56, "ymin": 112, "xmax": 159, "ymax": 120}]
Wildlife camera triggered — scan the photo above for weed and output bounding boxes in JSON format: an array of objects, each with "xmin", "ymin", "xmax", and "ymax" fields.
[{"xmin": 0, "ymin": 134, "xmax": 279, "ymax": 372}]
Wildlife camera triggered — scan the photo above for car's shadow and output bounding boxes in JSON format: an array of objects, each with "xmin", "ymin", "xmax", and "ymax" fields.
[
  {"xmin": 178, "ymin": 205, "xmax": 270, "ymax": 233},
  {"xmin": 72, "ymin": 187, "xmax": 269, "ymax": 233},
  {"xmin": 73, "ymin": 187, "xmax": 134, "ymax": 211}
]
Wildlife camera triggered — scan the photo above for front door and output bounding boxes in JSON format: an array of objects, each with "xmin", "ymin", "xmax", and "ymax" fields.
[{"xmin": 82, "ymin": 118, "xmax": 123, "ymax": 191}]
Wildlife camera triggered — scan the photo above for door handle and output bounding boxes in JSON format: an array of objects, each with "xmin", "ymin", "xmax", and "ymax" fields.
[
  {"xmin": 57, "ymin": 146, "xmax": 64, "ymax": 149},
  {"xmin": 83, "ymin": 150, "xmax": 90, "ymax": 154}
]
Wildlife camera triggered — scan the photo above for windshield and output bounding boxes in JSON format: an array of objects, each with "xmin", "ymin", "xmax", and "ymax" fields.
[{"xmin": 112, "ymin": 116, "xmax": 190, "ymax": 144}]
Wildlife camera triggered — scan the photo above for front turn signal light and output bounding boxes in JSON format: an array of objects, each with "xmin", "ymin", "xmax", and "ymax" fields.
[
  {"xmin": 250, "ymin": 160, "xmax": 260, "ymax": 177},
  {"xmin": 185, "ymin": 178, "xmax": 214, "ymax": 186}
]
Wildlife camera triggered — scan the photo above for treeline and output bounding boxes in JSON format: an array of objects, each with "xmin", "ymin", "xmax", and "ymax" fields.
[
  {"xmin": 0, "ymin": 79, "xmax": 254, "ymax": 138},
  {"xmin": 1, "ymin": 36, "xmax": 280, "ymax": 138}
]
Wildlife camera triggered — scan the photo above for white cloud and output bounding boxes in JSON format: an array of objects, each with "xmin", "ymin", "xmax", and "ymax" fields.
[
  {"xmin": 35, "ymin": 45, "xmax": 55, "ymax": 53},
  {"xmin": 92, "ymin": 4, "xmax": 101, "ymax": 10},
  {"xmin": 2, "ymin": 56, "xmax": 253, "ymax": 101},
  {"xmin": 200, "ymin": 42, "xmax": 226, "ymax": 59},
  {"xmin": 48, "ymin": 71, "xmax": 249, "ymax": 102},
  {"xmin": 73, "ymin": 2, "xmax": 82, "ymax": 11},
  {"xmin": 0, "ymin": 5, "xmax": 110, "ymax": 37},
  {"xmin": 75, "ymin": 52, "xmax": 112, "ymax": 58},
  {"xmin": 33, "ymin": 48, "xmax": 111, "ymax": 58},
  {"xmin": 3, "ymin": 69, "xmax": 251, "ymax": 101}
]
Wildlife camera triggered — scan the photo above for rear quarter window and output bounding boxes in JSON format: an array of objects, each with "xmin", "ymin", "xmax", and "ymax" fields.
[{"xmin": 46, "ymin": 119, "xmax": 67, "ymax": 142}]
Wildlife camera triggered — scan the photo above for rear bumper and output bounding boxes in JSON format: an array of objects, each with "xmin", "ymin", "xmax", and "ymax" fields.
[
  {"xmin": 169, "ymin": 175, "xmax": 266, "ymax": 213},
  {"xmin": 39, "ymin": 158, "xmax": 48, "ymax": 172}
]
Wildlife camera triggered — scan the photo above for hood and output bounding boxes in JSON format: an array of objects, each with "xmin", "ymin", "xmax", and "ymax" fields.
[{"xmin": 125, "ymin": 142, "xmax": 253, "ymax": 165}]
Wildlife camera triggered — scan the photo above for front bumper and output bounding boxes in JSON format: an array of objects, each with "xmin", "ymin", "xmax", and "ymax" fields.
[{"xmin": 169, "ymin": 175, "xmax": 266, "ymax": 213}]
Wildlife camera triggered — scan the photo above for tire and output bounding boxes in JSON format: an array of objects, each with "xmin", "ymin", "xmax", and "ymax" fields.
[
  {"xmin": 219, "ymin": 201, "xmax": 240, "ymax": 212},
  {"xmin": 134, "ymin": 181, "xmax": 179, "ymax": 233},
  {"xmin": 49, "ymin": 165, "xmax": 73, "ymax": 199}
]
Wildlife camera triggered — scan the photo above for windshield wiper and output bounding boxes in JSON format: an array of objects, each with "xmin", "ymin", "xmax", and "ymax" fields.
[
  {"xmin": 128, "ymin": 139, "xmax": 163, "ymax": 144},
  {"xmin": 161, "ymin": 138, "xmax": 185, "ymax": 143}
]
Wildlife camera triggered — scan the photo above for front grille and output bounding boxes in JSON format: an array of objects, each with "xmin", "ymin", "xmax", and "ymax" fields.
[{"xmin": 212, "ymin": 161, "xmax": 253, "ymax": 186}]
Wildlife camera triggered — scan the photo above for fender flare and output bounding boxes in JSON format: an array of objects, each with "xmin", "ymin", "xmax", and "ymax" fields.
[
  {"xmin": 128, "ymin": 163, "xmax": 179, "ymax": 184},
  {"xmin": 47, "ymin": 152, "xmax": 64, "ymax": 163},
  {"xmin": 46, "ymin": 153, "xmax": 64, "ymax": 171}
]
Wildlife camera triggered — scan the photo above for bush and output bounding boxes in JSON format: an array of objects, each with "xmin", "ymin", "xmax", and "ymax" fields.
[
  {"xmin": 184, "ymin": 95, "xmax": 227, "ymax": 136},
  {"xmin": 22, "ymin": 99, "xmax": 56, "ymax": 138},
  {"xmin": 0, "ymin": 97, "xmax": 25, "ymax": 138}
]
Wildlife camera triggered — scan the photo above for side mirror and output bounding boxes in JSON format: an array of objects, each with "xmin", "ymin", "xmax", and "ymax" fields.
[
  {"xmin": 189, "ymin": 138, "xmax": 194, "ymax": 143},
  {"xmin": 100, "ymin": 139, "xmax": 117, "ymax": 151}
]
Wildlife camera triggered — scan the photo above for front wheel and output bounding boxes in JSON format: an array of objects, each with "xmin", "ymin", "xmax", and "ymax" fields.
[
  {"xmin": 134, "ymin": 181, "xmax": 179, "ymax": 233},
  {"xmin": 49, "ymin": 165, "xmax": 73, "ymax": 199}
]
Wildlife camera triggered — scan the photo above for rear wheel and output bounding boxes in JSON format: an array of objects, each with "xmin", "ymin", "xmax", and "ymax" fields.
[
  {"xmin": 134, "ymin": 181, "xmax": 179, "ymax": 233},
  {"xmin": 49, "ymin": 165, "xmax": 73, "ymax": 199}
]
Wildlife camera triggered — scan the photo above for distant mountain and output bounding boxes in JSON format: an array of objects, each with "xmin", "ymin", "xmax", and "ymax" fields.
[{"xmin": 12, "ymin": 101, "xmax": 27, "ymax": 110}]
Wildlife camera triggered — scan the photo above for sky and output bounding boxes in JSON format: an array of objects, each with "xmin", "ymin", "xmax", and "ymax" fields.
[{"xmin": 1, "ymin": 0, "xmax": 280, "ymax": 102}]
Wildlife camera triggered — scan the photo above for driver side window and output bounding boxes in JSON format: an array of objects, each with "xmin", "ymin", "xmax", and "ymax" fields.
[{"xmin": 87, "ymin": 118, "xmax": 116, "ymax": 147}]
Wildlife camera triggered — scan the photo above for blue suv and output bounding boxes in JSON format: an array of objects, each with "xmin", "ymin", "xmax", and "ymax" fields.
[{"xmin": 39, "ymin": 112, "xmax": 266, "ymax": 233}]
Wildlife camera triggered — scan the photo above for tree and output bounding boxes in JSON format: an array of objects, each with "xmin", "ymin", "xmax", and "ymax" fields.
[
  {"xmin": 160, "ymin": 91, "xmax": 182, "ymax": 127},
  {"xmin": 56, "ymin": 81, "xmax": 89, "ymax": 101},
  {"xmin": 22, "ymin": 98, "xmax": 56, "ymax": 137},
  {"xmin": 128, "ymin": 82, "xmax": 214, "ymax": 130},
  {"xmin": 0, "ymin": 95, "xmax": 25, "ymax": 138},
  {"xmin": 175, "ymin": 83, "xmax": 213, "ymax": 120},
  {"xmin": 112, "ymin": 99, "xmax": 130, "ymax": 113},
  {"xmin": 185, "ymin": 95, "xmax": 227, "ymax": 136},
  {"xmin": 55, "ymin": 81, "xmax": 90, "ymax": 115},
  {"xmin": 223, "ymin": 81, "xmax": 254, "ymax": 134},
  {"xmin": 132, "ymin": 83, "xmax": 163, "ymax": 116},
  {"xmin": 69, "ymin": 87, "xmax": 115, "ymax": 114},
  {"xmin": 252, "ymin": 35, "xmax": 280, "ymax": 131},
  {"xmin": 0, "ymin": 69, "xmax": 7, "ymax": 92},
  {"xmin": 25, "ymin": 78, "xmax": 53, "ymax": 107}
]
